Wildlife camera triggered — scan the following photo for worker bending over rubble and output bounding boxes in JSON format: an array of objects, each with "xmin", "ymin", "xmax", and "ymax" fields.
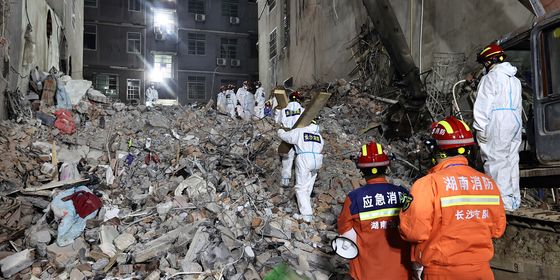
[
  {"xmin": 277, "ymin": 118, "xmax": 323, "ymax": 223},
  {"xmin": 337, "ymin": 142, "xmax": 411, "ymax": 280},
  {"xmin": 399, "ymin": 116, "xmax": 506, "ymax": 280},
  {"xmin": 277, "ymin": 92, "xmax": 305, "ymax": 187},
  {"xmin": 474, "ymin": 43, "xmax": 522, "ymax": 211}
]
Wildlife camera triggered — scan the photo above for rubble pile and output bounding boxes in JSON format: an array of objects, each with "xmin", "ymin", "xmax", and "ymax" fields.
[{"xmin": 0, "ymin": 78, "xmax": 436, "ymax": 280}]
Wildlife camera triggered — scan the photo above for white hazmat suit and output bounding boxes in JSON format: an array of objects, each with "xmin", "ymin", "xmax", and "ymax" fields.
[
  {"xmin": 473, "ymin": 62, "xmax": 522, "ymax": 211},
  {"xmin": 225, "ymin": 89, "xmax": 237, "ymax": 118},
  {"xmin": 277, "ymin": 101, "xmax": 305, "ymax": 186},
  {"xmin": 145, "ymin": 86, "xmax": 159, "ymax": 107},
  {"xmin": 254, "ymin": 86, "xmax": 266, "ymax": 119},
  {"xmin": 217, "ymin": 90, "xmax": 226, "ymax": 114},
  {"xmin": 236, "ymin": 86, "xmax": 254, "ymax": 121},
  {"xmin": 278, "ymin": 123, "xmax": 324, "ymax": 220}
]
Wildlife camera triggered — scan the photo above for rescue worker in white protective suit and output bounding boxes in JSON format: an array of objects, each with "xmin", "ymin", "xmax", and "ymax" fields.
[
  {"xmin": 145, "ymin": 83, "xmax": 159, "ymax": 107},
  {"xmin": 236, "ymin": 81, "xmax": 254, "ymax": 121},
  {"xmin": 277, "ymin": 119, "xmax": 323, "ymax": 222},
  {"xmin": 216, "ymin": 85, "xmax": 227, "ymax": 114},
  {"xmin": 278, "ymin": 92, "xmax": 305, "ymax": 187},
  {"xmin": 254, "ymin": 81, "xmax": 266, "ymax": 119},
  {"xmin": 225, "ymin": 84, "xmax": 237, "ymax": 118},
  {"xmin": 474, "ymin": 43, "xmax": 522, "ymax": 211}
]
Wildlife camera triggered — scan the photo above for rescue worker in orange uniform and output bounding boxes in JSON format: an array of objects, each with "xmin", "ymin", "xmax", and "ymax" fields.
[
  {"xmin": 337, "ymin": 142, "xmax": 411, "ymax": 280},
  {"xmin": 399, "ymin": 116, "xmax": 507, "ymax": 280}
]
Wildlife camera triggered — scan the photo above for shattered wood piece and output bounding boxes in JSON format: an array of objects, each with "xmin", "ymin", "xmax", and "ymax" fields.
[
  {"xmin": 278, "ymin": 92, "xmax": 332, "ymax": 154},
  {"xmin": 360, "ymin": 122, "xmax": 382, "ymax": 134},
  {"xmin": 103, "ymin": 251, "xmax": 120, "ymax": 273},
  {"xmin": 274, "ymin": 89, "xmax": 289, "ymax": 109},
  {"xmin": 371, "ymin": 95, "xmax": 399, "ymax": 104},
  {"xmin": 23, "ymin": 177, "xmax": 89, "ymax": 192}
]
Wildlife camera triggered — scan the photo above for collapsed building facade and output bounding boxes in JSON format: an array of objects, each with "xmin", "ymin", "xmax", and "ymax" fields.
[{"xmin": 0, "ymin": 0, "xmax": 84, "ymax": 120}]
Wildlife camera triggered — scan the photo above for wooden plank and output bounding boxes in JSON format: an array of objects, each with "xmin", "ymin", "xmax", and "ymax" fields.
[
  {"xmin": 278, "ymin": 92, "xmax": 331, "ymax": 154},
  {"xmin": 274, "ymin": 89, "xmax": 289, "ymax": 109},
  {"xmin": 23, "ymin": 177, "xmax": 89, "ymax": 192}
]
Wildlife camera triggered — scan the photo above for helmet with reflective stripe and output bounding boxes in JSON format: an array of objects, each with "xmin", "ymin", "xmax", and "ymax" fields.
[
  {"xmin": 477, "ymin": 43, "xmax": 506, "ymax": 64},
  {"xmin": 357, "ymin": 142, "xmax": 390, "ymax": 168},
  {"xmin": 431, "ymin": 116, "xmax": 475, "ymax": 150}
]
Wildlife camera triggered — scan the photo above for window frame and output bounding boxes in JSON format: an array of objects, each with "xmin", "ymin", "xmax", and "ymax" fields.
[
  {"xmin": 187, "ymin": 33, "xmax": 206, "ymax": 55},
  {"xmin": 84, "ymin": 0, "xmax": 97, "ymax": 8},
  {"xmin": 126, "ymin": 79, "xmax": 141, "ymax": 100},
  {"xmin": 268, "ymin": 0, "xmax": 276, "ymax": 12},
  {"xmin": 154, "ymin": 9, "xmax": 177, "ymax": 35},
  {"xmin": 222, "ymin": 0, "xmax": 239, "ymax": 17},
  {"xmin": 269, "ymin": 28, "xmax": 277, "ymax": 59},
  {"xmin": 94, "ymin": 74, "xmax": 119, "ymax": 97},
  {"xmin": 188, "ymin": 0, "xmax": 206, "ymax": 14},
  {"xmin": 128, "ymin": 0, "xmax": 142, "ymax": 12},
  {"xmin": 127, "ymin": 32, "xmax": 142, "ymax": 54},
  {"xmin": 187, "ymin": 76, "xmax": 207, "ymax": 100},
  {"xmin": 154, "ymin": 54, "xmax": 174, "ymax": 79},
  {"xmin": 220, "ymin": 38, "xmax": 238, "ymax": 59},
  {"xmin": 84, "ymin": 24, "xmax": 97, "ymax": 51}
]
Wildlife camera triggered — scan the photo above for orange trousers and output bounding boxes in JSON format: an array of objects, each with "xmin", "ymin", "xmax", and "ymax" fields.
[{"xmin": 424, "ymin": 263, "xmax": 494, "ymax": 280}]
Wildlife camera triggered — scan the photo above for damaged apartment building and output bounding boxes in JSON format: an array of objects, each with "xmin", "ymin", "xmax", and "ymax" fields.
[
  {"xmin": 0, "ymin": 0, "xmax": 84, "ymax": 120},
  {"xmin": 83, "ymin": 0, "xmax": 259, "ymax": 105}
]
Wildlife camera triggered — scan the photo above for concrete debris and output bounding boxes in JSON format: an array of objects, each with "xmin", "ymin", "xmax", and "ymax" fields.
[
  {"xmin": 0, "ymin": 249, "xmax": 34, "ymax": 278},
  {"xmin": 0, "ymin": 77, "xmax": 548, "ymax": 279}
]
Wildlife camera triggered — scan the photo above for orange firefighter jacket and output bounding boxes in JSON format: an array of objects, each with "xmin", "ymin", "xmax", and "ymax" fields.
[
  {"xmin": 337, "ymin": 177, "xmax": 411, "ymax": 280},
  {"xmin": 399, "ymin": 156, "xmax": 506, "ymax": 269}
]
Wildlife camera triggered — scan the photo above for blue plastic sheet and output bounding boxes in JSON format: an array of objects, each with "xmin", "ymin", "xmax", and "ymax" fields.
[{"xmin": 51, "ymin": 186, "xmax": 99, "ymax": 246}]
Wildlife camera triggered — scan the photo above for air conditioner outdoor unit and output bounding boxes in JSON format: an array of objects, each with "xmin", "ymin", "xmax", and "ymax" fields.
[
  {"xmin": 230, "ymin": 59, "xmax": 241, "ymax": 67},
  {"xmin": 229, "ymin": 17, "xmax": 240, "ymax": 25},
  {"xmin": 194, "ymin": 13, "xmax": 206, "ymax": 22},
  {"xmin": 216, "ymin": 58, "xmax": 227, "ymax": 66}
]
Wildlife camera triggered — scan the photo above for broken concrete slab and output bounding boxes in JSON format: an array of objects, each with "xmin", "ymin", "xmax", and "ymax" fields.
[
  {"xmin": 113, "ymin": 233, "xmax": 136, "ymax": 251},
  {"xmin": 0, "ymin": 249, "xmax": 34, "ymax": 278},
  {"xmin": 133, "ymin": 225, "xmax": 192, "ymax": 263},
  {"xmin": 258, "ymin": 221, "xmax": 291, "ymax": 239},
  {"xmin": 87, "ymin": 88, "xmax": 109, "ymax": 103},
  {"xmin": 64, "ymin": 80, "xmax": 92, "ymax": 106},
  {"xmin": 183, "ymin": 227, "xmax": 209, "ymax": 263},
  {"xmin": 46, "ymin": 238, "xmax": 88, "ymax": 268},
  {"xmin": 99, "ymin": 225, "xmax": 119, "ymax": 257},
  {"xmin": 174, "ymin": 174, "xmax": 216, "ymax": 203},
  {"xmin": 146, "ymin": 113, "xmax": 171, "ymax": 129}
]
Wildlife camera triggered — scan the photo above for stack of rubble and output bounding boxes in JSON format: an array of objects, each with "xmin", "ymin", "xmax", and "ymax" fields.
[{"xmin": 0, "ymin": 79, "xmax": 432, "ymax": 279}]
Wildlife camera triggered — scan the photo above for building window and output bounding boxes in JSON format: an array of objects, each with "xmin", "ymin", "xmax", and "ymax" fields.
[
  {"xmin": 154, "ymin": 9, "xmax": 176, "ymax": 35},
  {"xmin": 127, "ymin": 79, "xmax": 141, "ymax": 100},
  {"xmin": 85, "ymin": 0, "xmax": 97, "ymax": 8},
  {"xmin": 187, "ymin": 76, "xmax": 206, "ymax": 100},
  {"xmin": 268, "ymin": 0, "xmax": 276, "ymax": 11},
  {"xmin": 269, "ymin": 29, "xmax": 277, "ymax": 59},
  {"xmin": 220, "ymin": 38, "xmax": 237, "ymax": 59},
  {"xmin": 187, "ymin": 33, "xmax": 206, "ymax": 55},
  {"xmin": 128, "ymin": 0, "xmax": 142, "ymax": 12},
  {"xmin": 222, "ymin": 0, "xmax": 239, "ymax": 17},
  {"xmin": 95, "ymin": 74, "xmax": 118, "ymax": 96},
  {"xmin": 154, "ymin": 54, "xmax": 173, "ymax": 79},
  {"xmin": 84, "ymin": 24, "xmax": 97, "ymax": 50},
  {"xmin": 127, "ymin": 32, "xmax": 141, "ymax": 53},
  {"xmin": 188, "ymin": 0, "xmax": 205, "ymax": 14}
]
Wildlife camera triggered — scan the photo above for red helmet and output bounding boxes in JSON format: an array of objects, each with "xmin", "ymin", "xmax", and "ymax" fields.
[
  {"xmin": 289, "ymin": 91, "xmax": 301, "ymax": 101},
  {"xmin": 430, "ymin": 116, "xmax": 475, "ymax": 150},
  {"xmin": 357, "ymin": 142, "xmax": 390, "ymax": 168},
  {"xmin": 477, "ymin": 43, "xmax": 505, "ymax": 64}
]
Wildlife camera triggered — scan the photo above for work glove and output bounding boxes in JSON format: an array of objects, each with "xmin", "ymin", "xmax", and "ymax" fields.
[{"xmin": 476, "ymin": 130, "xmax": 488, "ymax": 144}]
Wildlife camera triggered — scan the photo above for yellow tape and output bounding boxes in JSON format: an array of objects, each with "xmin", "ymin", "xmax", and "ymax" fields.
[
  {"xmin": 554, "ymin": 28, "xmax": 560, "ymax": 39},
  {"xmin": 376, "ymin": 143, "xmax": 383, "ymax": 155},
  {"xmin": 362, "ymin": 145, "xmax": 368, "ymax": 156},
  {"xmin": 458, "ymin": 120, "xmax": 471, "ymax": 131}
]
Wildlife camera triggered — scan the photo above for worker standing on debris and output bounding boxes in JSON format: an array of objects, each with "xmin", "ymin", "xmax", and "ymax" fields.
[
  {"xmin": 225, "ymin": 84, "xmax": 237, "ymax": 118},
  {"xmin": 217, "ymin": 85, "xmax": 227, "ymax": 114},
  {"xmin": 474, "ymin": 43, "xmax": 522, "ymax": 211},
  {"xmin": 399, "ymin": 116, "xmax": 507, "ymax": 280},
  {"xmin": 236, "ymin": 81, "xmax": 253, "ymax": 121},
  {"xmin": 277, "ymin": 119, "xmax": 323, "ymax": 222},
  {"xmin": 254, "ymin": 81, "xmax": 266, "ymax": 119},
  {"xmin": 145, "ymin": 83, "xmax": 159, "ymax": 107},
  {"xmin": 337, "ymin": 142, "xmax": 411, "ymax": 280},
  {"xmin": 278, "ymin": 92, "xmax": 305, "ymax": 187}
]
